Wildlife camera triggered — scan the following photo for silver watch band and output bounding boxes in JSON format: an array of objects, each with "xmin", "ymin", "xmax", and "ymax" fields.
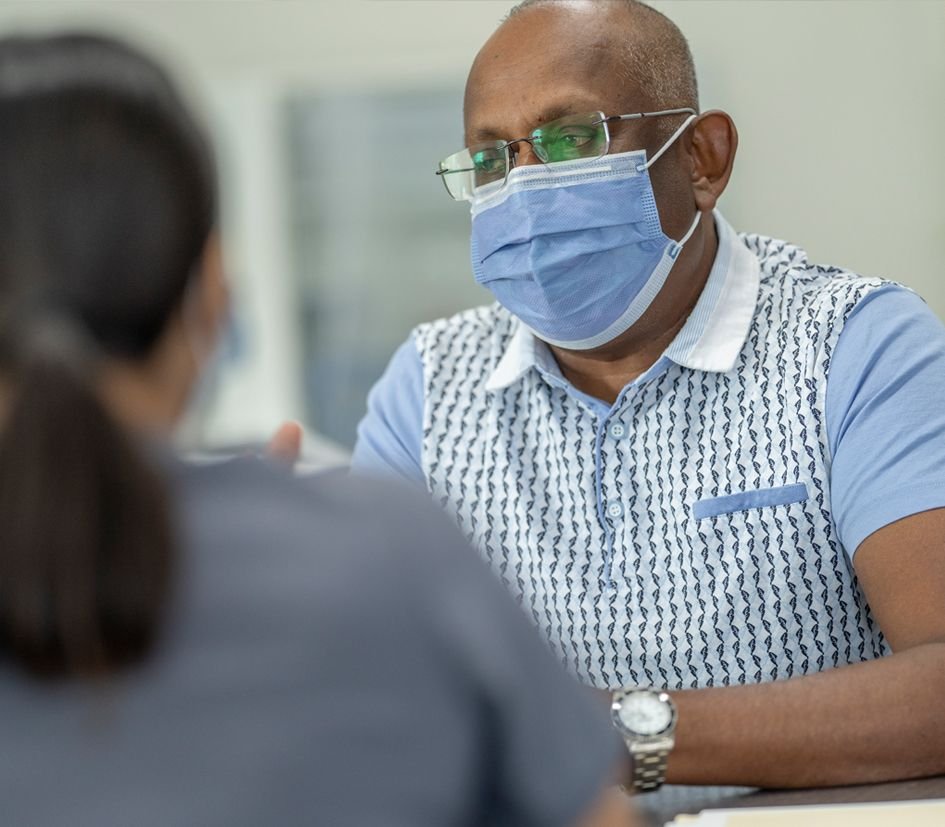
[{"xmin": 629, "ymin": 744, "xmax": 671, "ymax": 792}]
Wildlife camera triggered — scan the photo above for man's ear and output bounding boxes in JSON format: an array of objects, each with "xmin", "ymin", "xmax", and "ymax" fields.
[{"xmin": 686, "ymin": 110, "xmax": 738, "ymax": 212}]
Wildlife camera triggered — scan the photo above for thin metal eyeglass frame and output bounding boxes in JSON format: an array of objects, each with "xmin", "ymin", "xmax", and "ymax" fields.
[{"xmin": 435, "ymin": 106, "xmax": 697, "ymax": 201}]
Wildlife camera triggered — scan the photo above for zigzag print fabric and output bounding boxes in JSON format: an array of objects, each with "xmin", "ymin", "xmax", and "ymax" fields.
[{"xmin": 416, "ymin": 233, "xmax": 891, "ymax": 690}]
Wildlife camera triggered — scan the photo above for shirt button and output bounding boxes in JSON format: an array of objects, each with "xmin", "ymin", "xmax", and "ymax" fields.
[
  {"xmin": 606, "ymin": 500, "xmax": 624, "ymax": 519},
  {"xmin": 609, "ymin": 423, "xmax": 626, "ymax": 439}
]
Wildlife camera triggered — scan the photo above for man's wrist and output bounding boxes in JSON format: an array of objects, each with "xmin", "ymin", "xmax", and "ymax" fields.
[{"xmin": 611, "ymin": 687, "xmax": 678, "ymax": 793}]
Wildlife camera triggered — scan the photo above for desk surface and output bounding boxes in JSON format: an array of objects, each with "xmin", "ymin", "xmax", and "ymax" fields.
[{"xmin": 636, "ymin": 776, "xmax": 945, "ymax": 826}]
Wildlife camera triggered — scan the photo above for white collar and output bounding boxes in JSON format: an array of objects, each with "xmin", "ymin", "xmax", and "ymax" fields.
[{"xmin": 484, "ymin": 211, "xmax": 761, "ymax": 393}]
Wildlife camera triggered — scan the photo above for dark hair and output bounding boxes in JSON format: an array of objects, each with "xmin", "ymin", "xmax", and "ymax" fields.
[{"xmin": 0, "ymin": 34, "xmax": 216, "ymax": 677}]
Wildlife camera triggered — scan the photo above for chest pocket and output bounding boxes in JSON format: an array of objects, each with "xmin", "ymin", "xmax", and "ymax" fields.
[{"xmin": 693, "ymin": 483, "xmax": 809, "ymax": 521}]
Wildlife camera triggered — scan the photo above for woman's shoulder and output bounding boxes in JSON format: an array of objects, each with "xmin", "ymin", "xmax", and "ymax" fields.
[{"xmin": 171, "ymin": 458, "xmax": 457, "ymax": 609}]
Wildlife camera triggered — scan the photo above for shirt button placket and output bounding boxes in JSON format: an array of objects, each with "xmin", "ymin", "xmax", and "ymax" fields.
[
  {"xmin": 605, "ymin": 421, "xmax": 627, "ymax": 522},
  {"xmin": 598, "ymin": 415, "xmax": 628, "ymax": 588}
]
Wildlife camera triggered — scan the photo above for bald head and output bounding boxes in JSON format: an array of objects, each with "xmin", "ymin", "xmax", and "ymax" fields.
[
  {"xmin": 460, "ymin": 0, "xmax": 738, "ymax": 363},
  {"xmin": 502, "ymin": 0, "xmax": 698, "ymax": 113}
]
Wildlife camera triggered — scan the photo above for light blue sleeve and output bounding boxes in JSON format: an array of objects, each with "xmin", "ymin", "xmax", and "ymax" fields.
[
  {"xmin": 826, "ymin": 286, "xmax": 945, "ymax": 557},
  {"xmin": 350, "ymin": 337, "xmax": 426, "ymax": 485}
]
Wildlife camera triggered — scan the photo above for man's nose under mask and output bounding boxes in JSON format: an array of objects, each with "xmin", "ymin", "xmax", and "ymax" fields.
[{"xmin": 470, "ymin": 129, "xmax": 700, "ymax": 351}]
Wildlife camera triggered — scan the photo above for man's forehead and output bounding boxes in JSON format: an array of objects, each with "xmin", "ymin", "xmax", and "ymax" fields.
[
  {"xmin": 464, "ymin": 6, "xmax": 643, "ymax": 139},
  {"xmin": 468, "ymin": 4, "xmax": 629, "ymax": 84},
  {"xmin": 465, "ymin": 91, "xmax": 618, "ymax": 143}
]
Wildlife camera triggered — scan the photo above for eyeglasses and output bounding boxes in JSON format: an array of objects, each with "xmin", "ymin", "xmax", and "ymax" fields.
[{"xmin": 435, "ymin": 107, "xmax": 696, "ymax": 202}]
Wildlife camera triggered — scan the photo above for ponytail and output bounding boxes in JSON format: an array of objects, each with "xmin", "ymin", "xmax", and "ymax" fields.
[{"xmin": 0, "ymin": 316, "xmax": 175, "ymax": 678}]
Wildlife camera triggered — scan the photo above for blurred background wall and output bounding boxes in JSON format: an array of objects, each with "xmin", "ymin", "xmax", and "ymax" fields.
[{"xmin": 0, "ymin": 0, "xmax": 942, "ymax": 456}]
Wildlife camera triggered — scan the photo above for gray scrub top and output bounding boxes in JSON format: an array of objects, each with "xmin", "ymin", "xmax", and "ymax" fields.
[{"xmin": 0, "ymin": 457, "xmax": 619, "ymax": 827}]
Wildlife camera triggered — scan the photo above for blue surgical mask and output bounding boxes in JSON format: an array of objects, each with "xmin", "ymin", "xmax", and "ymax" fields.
[{"xmin": 470, "ymin": 116, "xmax": 700, "ymax": 350}]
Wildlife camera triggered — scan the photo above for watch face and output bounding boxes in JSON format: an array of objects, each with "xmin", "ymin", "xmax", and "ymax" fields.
[{"xmin": 614, "ymin": 690, "xmax": 674, "ymax": 737}]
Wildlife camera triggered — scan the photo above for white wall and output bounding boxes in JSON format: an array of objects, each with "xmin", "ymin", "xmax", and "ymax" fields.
[
  {"xmin": 1, "ymin": 0, "xmax": 942, "ymax": 444},
  {"xmin": 657, "ymin": 0, "xmax": 945, "ymax": 312}
]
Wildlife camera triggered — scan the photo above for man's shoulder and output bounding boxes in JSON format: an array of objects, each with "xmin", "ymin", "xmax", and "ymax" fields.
[
  {"xmin": 412, "ymin": 302, "xmax": 517, "ymax": 357},
  {"xmin": 740, "ymin": 231, "xmax": 901, "ymax": 311},
  {"xmin": 414, "ymin": 302, "xmax": 514, "ymax": 338}
]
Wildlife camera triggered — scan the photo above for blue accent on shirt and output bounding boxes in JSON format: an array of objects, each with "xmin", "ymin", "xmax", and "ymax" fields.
[
  {"xmin": 693, "ymin": 483, "xmax": 810, "ymax": 521},
  {"xmin": 352, "ymin": 286, "xmax": 945, "ymax": 557}
]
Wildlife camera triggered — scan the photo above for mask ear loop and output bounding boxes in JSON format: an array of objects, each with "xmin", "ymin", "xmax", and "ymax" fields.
[
  {"xmin": 669, "ymin": 210, "xmax": 703, "ymax": 259},
  {"xmin": 636, "ymin": 113, "xmax": 699, "ymax": 173},
  {"xmin": 179, "ymin": 266, "xmax": 218, "ymax": 373}
]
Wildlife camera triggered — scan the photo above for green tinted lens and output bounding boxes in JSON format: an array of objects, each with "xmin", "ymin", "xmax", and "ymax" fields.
[
  {"xmin": 531, "ymin": 112, "xmax": 607, "ymax": 163},
  {"xmin": 471, "ymin": 145, "xmax": 508, "ymax": 188},
  {"xmin": 437, "ymin": 142, "xmax": 508, "ymax": 201}
]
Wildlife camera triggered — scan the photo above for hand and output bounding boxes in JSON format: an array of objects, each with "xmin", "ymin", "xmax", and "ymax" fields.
[
  {"xmin": 595, "ymin": 687, "xmax": 616, "ymax": 707},
  {"xmin": 266, "ymin": 421, "xmax": 303, "ymax": 468}
]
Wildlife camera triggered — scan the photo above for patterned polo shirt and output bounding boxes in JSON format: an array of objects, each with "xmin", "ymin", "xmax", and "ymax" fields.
[{"xmin": 353, "ymin": 212, "xmax": 945, "ymax": 690}]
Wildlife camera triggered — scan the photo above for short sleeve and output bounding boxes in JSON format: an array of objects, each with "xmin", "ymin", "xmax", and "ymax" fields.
[
  {"xmin": 406, "ymin": 504, "xmax": 623, "ymax": 827},
  {"xmin": 826, "ymin": 286, "xmax": 945, "ymax": 556},
  {"xmin": 350, "ymin": 337, "xmax": 425, "ymax": 484}
]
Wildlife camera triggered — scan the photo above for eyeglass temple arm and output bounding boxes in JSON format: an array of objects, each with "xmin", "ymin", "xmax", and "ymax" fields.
[{"xmin": 605, "ymin": 107, "xmax": 697, "ymax": 123}]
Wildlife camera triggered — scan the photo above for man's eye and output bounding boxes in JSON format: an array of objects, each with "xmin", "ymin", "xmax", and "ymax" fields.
[
  {"xmin": 556, "ymin": 128, "xmax": 596, "ymax": 148},
  {"xmin": 473, "ymin": 153, "xmax": 504, "ymax": 173}
]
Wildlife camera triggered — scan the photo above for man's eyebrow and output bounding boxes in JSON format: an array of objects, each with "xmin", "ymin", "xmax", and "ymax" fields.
[{"xmin": 467, "ymin": 103, "xmax": 595, "ymax": 144}]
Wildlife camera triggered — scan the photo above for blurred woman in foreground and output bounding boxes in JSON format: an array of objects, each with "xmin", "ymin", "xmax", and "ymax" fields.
[{"xmin": 0, "ymin": 34, "xmax": 631, "ymax": 827}]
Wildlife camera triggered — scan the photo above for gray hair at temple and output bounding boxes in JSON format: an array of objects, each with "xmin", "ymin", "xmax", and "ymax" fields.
[{"xmin": 505, "ymin": 0, "xmax": 700, "ymax": 115}]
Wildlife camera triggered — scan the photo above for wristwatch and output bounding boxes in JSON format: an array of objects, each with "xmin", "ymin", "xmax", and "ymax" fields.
[{"xmin": 611, "ymin": 687, "xmax": 677, "ymax": 793}]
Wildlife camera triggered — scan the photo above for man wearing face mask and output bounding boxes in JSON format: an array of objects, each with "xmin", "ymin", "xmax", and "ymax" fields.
[{"xmin": 353, "ymin": 0, "xmax": 945, "ymax": 792}]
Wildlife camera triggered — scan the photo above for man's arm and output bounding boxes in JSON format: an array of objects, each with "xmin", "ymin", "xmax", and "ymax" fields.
[
  {"xmin": 350, "ymin": 337, "xmax": 426, "ymax": 484},
  {"xmin": 649, "ymin": 289, "xmax": 945, "ymax": 788},
  {"xmin": 662, "ymin": 509, "xmax": 945, "ymax": 787}
]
